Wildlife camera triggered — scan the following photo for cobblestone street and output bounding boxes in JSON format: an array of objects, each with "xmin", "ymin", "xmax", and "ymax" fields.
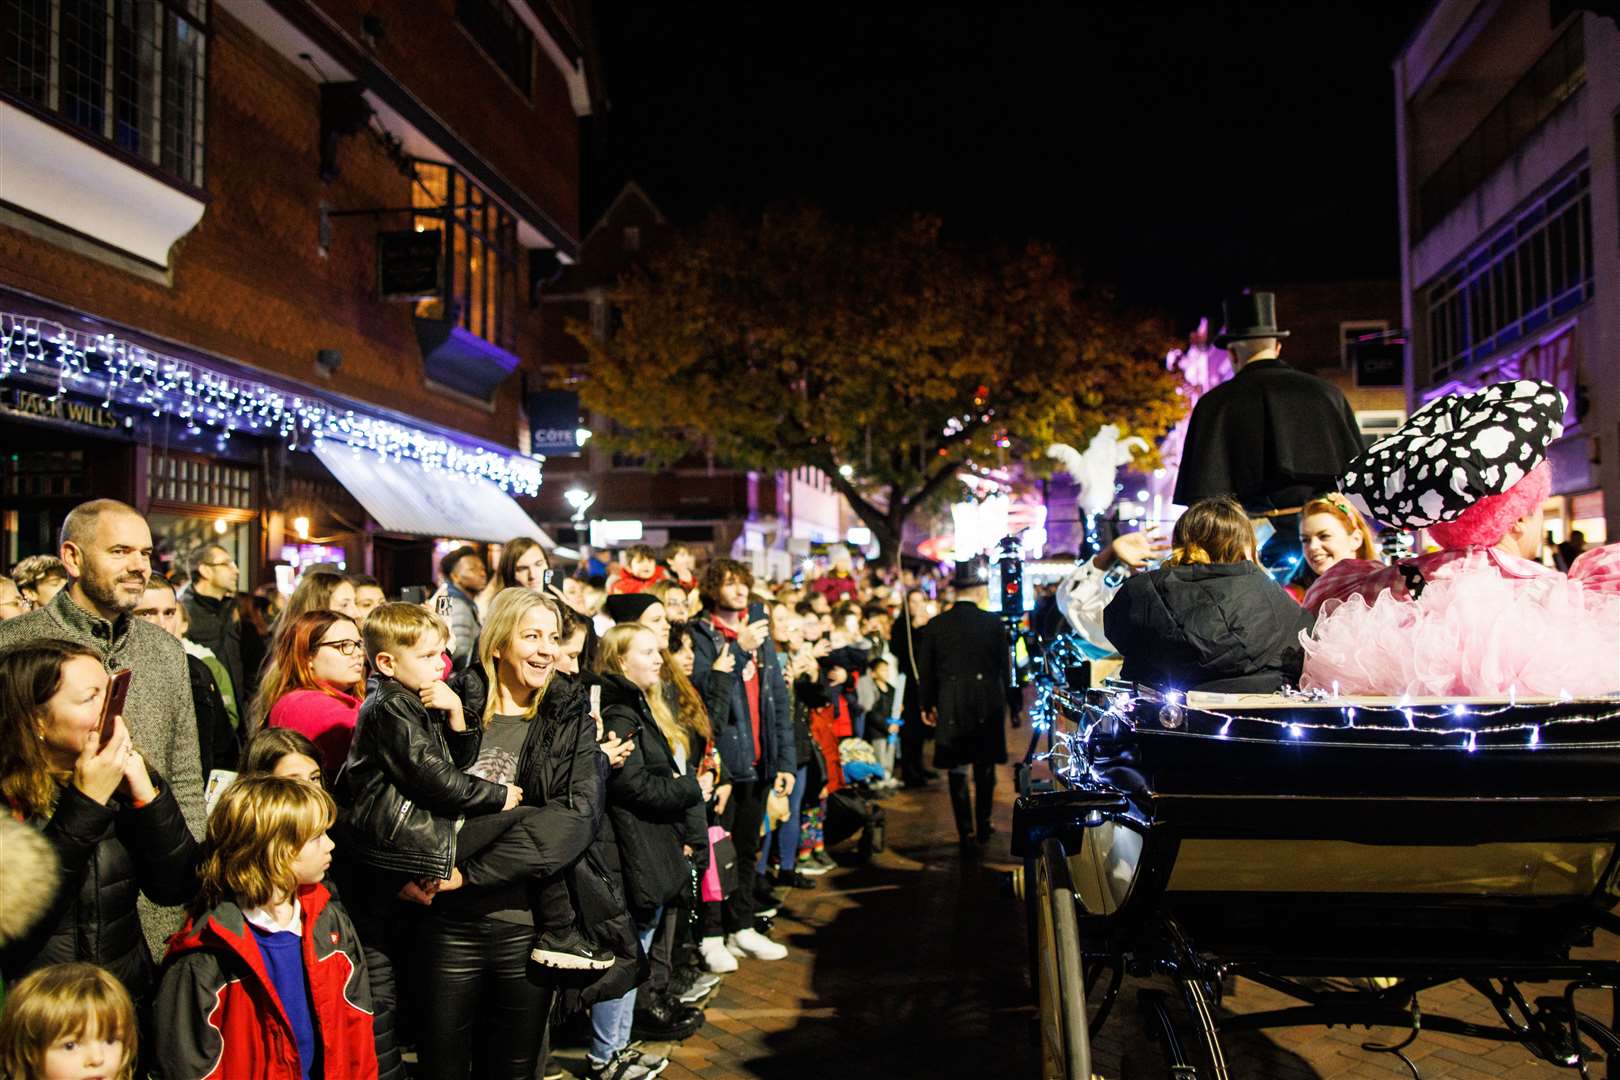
[{"xmin": 551, "ymin": 766, "xmax": 1616, "ymax": 1080}]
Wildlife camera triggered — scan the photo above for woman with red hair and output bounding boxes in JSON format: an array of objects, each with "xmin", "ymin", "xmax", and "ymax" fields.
[
  {"xmin": 259, "ymin": 611, "xmax": 367, "ymax": 779},
  {"xmin": 1302, "ymin": 381, "xmax": 1619, "ymax": 698}
]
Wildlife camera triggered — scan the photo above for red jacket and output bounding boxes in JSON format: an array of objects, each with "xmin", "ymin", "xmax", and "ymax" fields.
[
  {"xmin": 156, "ymin": 883, "xmax": 377, "ymax": 1080},
  {"xmin": 809, "ymin": 573, "xmax": 858, "ymax": 606},
  {"xmin": 608, "ymin": 564, "xmax": 669, "ymax": 595}
]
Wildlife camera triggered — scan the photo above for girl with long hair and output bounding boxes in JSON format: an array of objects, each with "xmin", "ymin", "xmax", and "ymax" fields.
[
  {"xmin": 1296, "ymin": 494, "xmax": 1379, "ymax": 603},
  {"xmin": 0, "ymin": 641, "xmax": 198, "ymax": 1041},
  {"xmin": 589, "ymin": 623, "xmax": 712, "ymax": 1074},
  {"xmin": 256, "ymin": 611, "xmax": 367, "ymax": 775},
  {"xmin": 157, "ymin": 775, "xmax": 376, "ymax": 1080},
  {"xmin": 1103, "ymin": 496, "xmax": 1315, "ymax": 693}
]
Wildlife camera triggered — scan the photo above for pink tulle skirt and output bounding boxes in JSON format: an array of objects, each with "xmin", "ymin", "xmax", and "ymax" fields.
[{"xmin": 1301, "ymin": 557, "xmax": 1620, "ymax": 698}]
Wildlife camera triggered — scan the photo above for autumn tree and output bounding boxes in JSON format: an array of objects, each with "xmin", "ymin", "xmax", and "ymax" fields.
[{"xmin": 571, "ymin": 206, "xmax": 1184, "ymax": 563}]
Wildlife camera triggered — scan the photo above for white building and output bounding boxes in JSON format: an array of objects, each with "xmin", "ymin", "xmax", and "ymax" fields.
[{"xmin": 1394, "ymin": 2, "xmax": 1619, "ymax": 544}]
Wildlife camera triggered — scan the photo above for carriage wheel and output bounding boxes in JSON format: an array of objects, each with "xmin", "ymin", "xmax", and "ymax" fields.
[{"xmin": 1034, "ymin": 838, "xmax": 1094, "ymax": 1079}]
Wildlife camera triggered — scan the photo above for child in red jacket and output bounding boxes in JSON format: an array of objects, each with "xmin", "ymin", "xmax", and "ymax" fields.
[{"xmin": 156, "ymin": 775, "xmax": 376, "ymax": 1080}]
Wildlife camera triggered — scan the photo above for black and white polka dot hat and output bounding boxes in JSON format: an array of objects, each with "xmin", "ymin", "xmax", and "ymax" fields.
[{"xmin": 1339, "ymin": 379, "xmax": 1566, "ymax": 529}]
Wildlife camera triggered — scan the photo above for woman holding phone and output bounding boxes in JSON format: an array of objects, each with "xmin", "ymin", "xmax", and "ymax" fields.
[{"xmin": 0, "ymin": 639, "xmax": 199, "ymax": 1054}]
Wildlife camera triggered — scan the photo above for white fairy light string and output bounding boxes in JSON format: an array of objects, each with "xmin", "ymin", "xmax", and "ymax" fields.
[
  {"xmin": 1034, "ymin": 675, "xmax": 1620, "ymax": 778},
  {"xmin": 1, "ymin": 313, "xmax": 543, "ymax": 495}
]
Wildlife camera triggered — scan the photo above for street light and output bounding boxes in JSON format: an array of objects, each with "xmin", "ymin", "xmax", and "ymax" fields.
[{"xmin": 563, "ymin": 487, "xmax": 596, "ymax": 522}]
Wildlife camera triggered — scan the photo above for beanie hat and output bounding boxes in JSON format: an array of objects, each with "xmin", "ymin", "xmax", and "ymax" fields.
[{"xmin": 603, "ymin": 592, "xmax": 659, "ymax": 625}]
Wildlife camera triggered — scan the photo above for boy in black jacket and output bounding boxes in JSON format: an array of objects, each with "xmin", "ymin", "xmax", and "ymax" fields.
[{"xmin": 342, "ymin": 602, "xmax": 610, "ymax": 969}]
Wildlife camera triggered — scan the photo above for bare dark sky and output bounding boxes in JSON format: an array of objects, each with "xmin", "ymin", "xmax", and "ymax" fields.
[{"xmin": 590, "ymin": 2, "xmax": 1425, "ymax": 320}]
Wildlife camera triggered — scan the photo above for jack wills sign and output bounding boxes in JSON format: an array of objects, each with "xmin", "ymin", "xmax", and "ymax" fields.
[{"xmin": 1, "ymin": 387, "xmax": 125, "ymax": 432}]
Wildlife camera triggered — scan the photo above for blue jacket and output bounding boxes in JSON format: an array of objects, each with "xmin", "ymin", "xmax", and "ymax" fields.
[{"xmin": 689, "ymin": 604, "xmax": 793, "ymax": 783}]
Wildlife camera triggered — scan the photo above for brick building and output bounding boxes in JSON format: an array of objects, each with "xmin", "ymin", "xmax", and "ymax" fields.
[{"xmin": 1, "ymin": 0, "xmax": 595, "ymax": 592}]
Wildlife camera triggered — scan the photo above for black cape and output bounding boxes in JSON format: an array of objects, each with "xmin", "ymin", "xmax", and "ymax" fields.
[{"xmin": 1173, "ymin": 358, "xmax": 1365, "ymax": 512}]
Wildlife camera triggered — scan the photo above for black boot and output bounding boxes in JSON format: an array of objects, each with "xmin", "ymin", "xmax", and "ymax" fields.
[{"xmin": 631, "ymin": 993, "xmax": 704, "ymax": 1040}]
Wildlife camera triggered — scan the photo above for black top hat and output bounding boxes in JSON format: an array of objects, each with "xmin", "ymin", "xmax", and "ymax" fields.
[
  {"xmin": 1214, "ymin": 291, "xmax": 1291, "ymax": 348},
  {"xmin": 951, "ymin": 557, "xmax": 990, "ymax": 591}
]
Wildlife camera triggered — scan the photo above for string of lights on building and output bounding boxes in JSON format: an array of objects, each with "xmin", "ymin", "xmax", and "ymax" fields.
[{"xmin": 0, "ymin": 313, "xmax": 543, "ymax": 495}]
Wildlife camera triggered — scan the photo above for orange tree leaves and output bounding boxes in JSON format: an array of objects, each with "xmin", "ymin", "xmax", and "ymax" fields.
[{"xmin": 570, "ymin": 206, "xmax": 1183, "ymax": 561}]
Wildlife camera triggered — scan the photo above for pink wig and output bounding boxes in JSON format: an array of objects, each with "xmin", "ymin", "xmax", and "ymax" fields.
[{"xmin": 1426, "ymin": 460, "xmax": 1551, "ymax": 550}]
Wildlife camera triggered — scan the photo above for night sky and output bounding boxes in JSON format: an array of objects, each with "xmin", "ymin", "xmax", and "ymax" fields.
[{"xmin": 590, "ymin": 1, "xmax": 1426, "ymax": 322}]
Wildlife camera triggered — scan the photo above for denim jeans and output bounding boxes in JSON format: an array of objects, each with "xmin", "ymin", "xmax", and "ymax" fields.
[
  {"xmin": 588, "ymin": 906, "xmax": 662, "ymax": 1065},
  {"xmin": 759, "ymin": 765, "xmax": 808, "ymax": 873}
]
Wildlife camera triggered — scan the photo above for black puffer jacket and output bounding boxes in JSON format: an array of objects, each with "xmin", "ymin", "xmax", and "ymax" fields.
[
  {"xmin": 340, "ymin": 674, "xmax": 506, "ymax": 880},
  {"xmin": 599, "ymin": 674, "xmax": 704, "ymax": 915},
  {"xmin": 1103, "ymin": 562, "xmax": 1316, "ymax": 693},
  {"xmin": 0, "ymin": 772, "xmax": 198, "ymax": 1007}
]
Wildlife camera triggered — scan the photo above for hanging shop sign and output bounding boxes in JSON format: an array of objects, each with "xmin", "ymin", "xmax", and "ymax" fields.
[
  {"xmin": 378, "ymin": 229, "xmax": 443, "ymax": 302},
  {"xmin": 526, "ymin": 390, "xmax": 582, "ymax": 457},
  {"xmin": 0, "ymin": 386, "xmax": 125, "ymax": 433}
]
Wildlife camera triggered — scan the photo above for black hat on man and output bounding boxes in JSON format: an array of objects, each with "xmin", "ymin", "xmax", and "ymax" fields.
[{"xmin": 1214, "ymin": 291, "xmax": 1291, "ymax": 348}]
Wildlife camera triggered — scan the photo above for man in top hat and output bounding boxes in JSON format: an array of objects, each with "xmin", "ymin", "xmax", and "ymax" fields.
[
  {"xmin": 1173, "ymin": 292, "xmax": 1365, "ymax": 518},
  {"xmin": 918, "ymin": 557, "xmax": 1021, "ymax": 852}
]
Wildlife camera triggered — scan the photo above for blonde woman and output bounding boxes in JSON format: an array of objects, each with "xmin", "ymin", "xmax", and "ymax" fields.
[{"xmin": 1102, "ymin": 496, "xmax": 1315, "ymax": 693}]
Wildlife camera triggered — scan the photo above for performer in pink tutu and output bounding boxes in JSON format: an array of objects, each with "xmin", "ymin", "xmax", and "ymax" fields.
[{"xmin": 1301, "ymin": 380, "xmax": 1620, "ymax": 698}]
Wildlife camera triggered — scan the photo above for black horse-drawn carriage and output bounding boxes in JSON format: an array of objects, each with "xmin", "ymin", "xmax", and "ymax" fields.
[{"xmin": 1013, "ymin": 681, "xmax": 1620, "ymax": 1079}]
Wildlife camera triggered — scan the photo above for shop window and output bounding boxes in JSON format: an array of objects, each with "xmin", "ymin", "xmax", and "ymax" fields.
[
  {"xmin": 1419, "ymin": 166, "xmax": 1594, "ymax": 385},
  {"xmin": 1338, "ymin": 320, "xmax": 1388, "ymax": 368},
  {"xmin": 455, "ymin": 0, "xmax": 532, "ymax": 96},
  {"xmin": 412, "ymin": 161, "xmax": 518, "ymax": 353},
  {"xmin": 0, "ymin": 0, "xmax": 208, "ymax": 189}
]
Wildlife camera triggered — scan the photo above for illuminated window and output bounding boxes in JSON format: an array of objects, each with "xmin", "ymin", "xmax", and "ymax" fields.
[
  {"xmin": 411, "ymin": 161, "xmax": 518, "ymax": 351},
  {"xmin": 1420, "ymin": 166, "xmax": 1593, "ymax": 384},
  {"xmin": 0, "ymin": 0, "xmax": 208, "ymax": 188}
]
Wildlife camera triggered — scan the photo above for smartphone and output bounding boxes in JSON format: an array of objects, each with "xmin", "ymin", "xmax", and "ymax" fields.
[{"xmin": 100, "ymin": 668, "xmax": 133, "ymax": 743}]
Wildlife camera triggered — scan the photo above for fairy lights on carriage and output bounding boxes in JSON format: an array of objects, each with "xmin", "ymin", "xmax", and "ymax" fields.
[
  {"xmin": 1034, "ymin": 671, "xmax": 1620, "ymax": 782},
  {"xmin": 0, "ymin": 314, "xmax": 543, "ymax": 495}
]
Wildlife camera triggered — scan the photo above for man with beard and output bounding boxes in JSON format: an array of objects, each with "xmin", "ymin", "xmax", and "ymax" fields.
[
  {"xmin": 180, "ymin": 543, "xmax": 244, "ymax": 716},
  {"xmin": 0, "ymin": 499, "xmax": 207, "ymax": 949}
]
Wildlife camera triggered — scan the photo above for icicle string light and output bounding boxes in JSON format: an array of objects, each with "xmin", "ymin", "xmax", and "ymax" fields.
[{"xmin": 1, "ymin": 314, "xmax": 543, "ymax": 494}]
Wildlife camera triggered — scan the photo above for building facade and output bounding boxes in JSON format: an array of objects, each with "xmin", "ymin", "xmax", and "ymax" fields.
[
  {"xmin": 1, "ymin": 0, "xmax": 594, "ymax": 591},
  {"xmin": 1394, "ymin": 1, "xmax": 1619, "ymax": 544}
]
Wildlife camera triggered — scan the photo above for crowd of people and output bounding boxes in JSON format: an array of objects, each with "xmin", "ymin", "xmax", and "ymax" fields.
[{"xmin": 0, "ymin": 504, "xmax": 962, "ymax": 1080}]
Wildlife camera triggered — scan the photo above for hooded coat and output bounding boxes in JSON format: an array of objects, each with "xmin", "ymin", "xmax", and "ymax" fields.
[{"xmin": 1104, "ymin": 562, "xmax": 1315, "ymax": 693}]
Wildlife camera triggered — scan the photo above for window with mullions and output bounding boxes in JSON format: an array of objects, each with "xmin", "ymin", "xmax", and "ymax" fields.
[
  {"xmin": 1421, "ymin": 167, "xmax": 1593, "ymax": 384},
  {"xmin": 455, "ymin": 0, "xmax": 532, "ymax": 97},
  {"xmin": 411, "ymin": 161, "xmax": 518, "ymax": 352},
  {"xmin": 1, "ymin": 0, "xmax": 207, "ymax": 189}
]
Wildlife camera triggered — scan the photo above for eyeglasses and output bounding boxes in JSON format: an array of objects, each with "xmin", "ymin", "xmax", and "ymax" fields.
[
  {"xmin": 317, "ymin": 639, "xmax": 364, "ymax": 656},
  {"xmin": 203, "ymin": 559, "xmax": 237, "ymax": 569}
]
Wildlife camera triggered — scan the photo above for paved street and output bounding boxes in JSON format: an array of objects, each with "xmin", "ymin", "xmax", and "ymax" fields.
[{"xmin": 551, "ymin": 762, "xmax": 1616, "ymax": 1080}]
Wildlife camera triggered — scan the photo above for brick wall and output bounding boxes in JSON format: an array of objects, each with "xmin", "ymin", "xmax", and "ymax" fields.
[
  {"xmin": 307, "ymin": 0, "xmax": 581, "ymax": 240},
  {"xmin": 0, "ymin": 5, "xmax": 564, "ymax": 449}
]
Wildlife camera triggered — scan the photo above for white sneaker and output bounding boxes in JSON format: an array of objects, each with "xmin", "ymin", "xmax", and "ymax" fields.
[
  {"xmin": 726, "ymin": 928, "xmax": 787, "ymax": 961},
  {"xmin": 699, "ymin": 935, "xmax": 738, "ymax": 973}
]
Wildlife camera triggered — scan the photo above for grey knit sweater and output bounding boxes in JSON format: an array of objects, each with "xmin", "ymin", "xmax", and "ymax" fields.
[{"xmin": 0, "ymin": 588, "xmax": 206, "ymax": 831}]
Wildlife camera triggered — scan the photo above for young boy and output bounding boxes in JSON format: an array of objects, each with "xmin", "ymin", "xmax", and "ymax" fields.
[
  {"xmin": 606, "ymin": 544, "xmax": 668, "ymax": 595},
  {"xmin": 864, "ymin": 658, "xmax": 901, "ymax": 790},
  {"xmin": 342, "ymin": 603, "xmax": 610, "ymax": 969}
]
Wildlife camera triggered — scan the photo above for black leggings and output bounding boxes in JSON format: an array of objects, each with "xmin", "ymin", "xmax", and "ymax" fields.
[{"xmin": 414, "ymin": 913, "xmax": 553, "ymax": 1079}]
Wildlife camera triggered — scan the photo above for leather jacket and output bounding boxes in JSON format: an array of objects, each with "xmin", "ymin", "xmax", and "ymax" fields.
[{"xmin": 339, "ymin": 675, "xmax": 507, "ymax": 880}]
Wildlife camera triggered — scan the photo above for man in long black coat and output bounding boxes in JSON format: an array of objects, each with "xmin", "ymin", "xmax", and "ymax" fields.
[
  {"xmin": 919, "ymin": 564, "xmax": 1020, "ymax": 849},
  {"xmin": 1174, "ymin": 292, "xmax": 1364, "ymax": 515}
]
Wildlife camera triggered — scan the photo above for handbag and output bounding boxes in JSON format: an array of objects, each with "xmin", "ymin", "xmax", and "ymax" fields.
[{"xmin": 701, "ymin": 825, "xmax": 738, "ymax": 902}]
